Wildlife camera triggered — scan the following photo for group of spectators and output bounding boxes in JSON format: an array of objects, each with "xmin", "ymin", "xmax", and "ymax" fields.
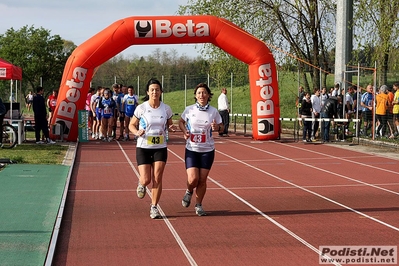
[
  {"xmin": 297, "ymin": 82, "xmax": 399, "ymax": 142},
  {"xmin": 23, "ymin": 87, "xmax": 58, "ymax": 144}
]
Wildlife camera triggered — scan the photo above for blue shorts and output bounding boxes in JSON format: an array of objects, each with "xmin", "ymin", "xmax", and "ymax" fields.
[
  {"xmin": 136, "ymin": 147, "xmax": 168, "ymax": 165},
  {"xmin": 185, "ymin": 149, "xmax": 215, "ymax": 170}
]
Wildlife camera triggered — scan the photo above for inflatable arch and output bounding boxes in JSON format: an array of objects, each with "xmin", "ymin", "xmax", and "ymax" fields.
[{"xmin": 51, "ymin": 15, "xmax": 280, "ymax": 141}]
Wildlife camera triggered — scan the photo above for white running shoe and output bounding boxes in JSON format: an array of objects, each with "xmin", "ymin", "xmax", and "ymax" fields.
[
  {"xmin": 195, "ymin": 204, "xmax": 207, "ymax": 216},
  {"xmin": 36, "ymin": 141, "xmax": 45, "ymax": 144},
  {"xmin": 150, "ymin": 205, "xmax": 162, "ymax": 219},
  {"xmin": 47, "ymin": 139, "xmax": 56, "ymax": 144},
  {"xmin": 137, "ymin": 184, "xmax": 146, "ymax": 199},
  {"xmin": 182, "ymin": 190, "xmax": 192, "ymax": 208}
]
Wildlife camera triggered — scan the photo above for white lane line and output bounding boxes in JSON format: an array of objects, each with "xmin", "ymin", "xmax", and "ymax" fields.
[
  {"xmin": 277, "ymin": 141, "xmax": 399, "ymax": 175},
  {"xmin": 116, "ymin": 141, "xmax": 198, "ymax": 266},
  {"xmin": 227, "ymin": 140, "xmax": 399, "ymax": 196},
  {"xmin": 167, "ymin": 148, "xmax": 341, "ymax": 265},
  {"xmin": 215, "ymin": 147, "xmax": 399, "ymax": 232}
]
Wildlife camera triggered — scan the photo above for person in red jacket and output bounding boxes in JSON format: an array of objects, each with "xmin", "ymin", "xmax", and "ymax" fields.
[{"xmin": 47, "ymin": 90, "xmax": 58, "ymax": 125}]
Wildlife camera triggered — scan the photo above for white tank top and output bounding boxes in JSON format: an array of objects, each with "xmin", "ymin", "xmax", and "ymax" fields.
[{"xmin": 134, "ymin": 101, "xmax": 173, "ymax": 149}]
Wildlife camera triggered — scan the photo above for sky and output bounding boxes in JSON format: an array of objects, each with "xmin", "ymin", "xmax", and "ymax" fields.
[{"xmin": 0, "ymin": 0, "xmax": 201, "ymax": 58}]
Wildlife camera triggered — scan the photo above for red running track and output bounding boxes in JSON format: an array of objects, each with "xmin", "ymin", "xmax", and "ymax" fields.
[{"xmin": 53, "ymin": 133, "xmax": 399, "ymax": 266}]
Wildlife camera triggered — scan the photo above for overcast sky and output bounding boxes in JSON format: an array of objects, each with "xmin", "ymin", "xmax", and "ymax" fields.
[{"xmin": 0, "ymin": 0, "xmax": 201, "ymax": 58}]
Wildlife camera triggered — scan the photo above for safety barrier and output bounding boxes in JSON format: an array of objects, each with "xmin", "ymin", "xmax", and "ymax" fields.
[
  {"xmin": 173, "ymin": 112, "xmax": 365, "ymax": 142},
  {"xmin": 280, "ymin": 117, "xmax": 362, "ymax": 142}
]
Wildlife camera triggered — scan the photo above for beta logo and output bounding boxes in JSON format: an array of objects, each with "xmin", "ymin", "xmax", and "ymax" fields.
[
  {"xmin": 135, "ymin": 21, "xmax": 153, "ymax": 37},
  {"xmin": 135, "ymin": 19, "xmax": 210, "ymax": 38},
  {"xmin": 54, "ymin": 119, "xmax": 72, "ymax": 136},
  {"xmin": 257, "ymin": 118, "xmax": 274, "ymax": 135}
]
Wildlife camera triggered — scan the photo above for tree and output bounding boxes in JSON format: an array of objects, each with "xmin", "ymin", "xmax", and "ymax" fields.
[
  {"xmin": 354, "ymin": 0, "xmax": 399, "ymax": 85},
  {"xmin": 179, "ymin": 0, "xmax": 337, "ymax": 91},
  {"xmin": 0, "ymin": 25, "xmax": 75, "ymax": 94}
]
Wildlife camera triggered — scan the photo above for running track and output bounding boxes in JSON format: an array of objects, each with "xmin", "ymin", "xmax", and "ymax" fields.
[{"xmin": 53, "ymin": 133, "xmax": 399, "ymax": 266}]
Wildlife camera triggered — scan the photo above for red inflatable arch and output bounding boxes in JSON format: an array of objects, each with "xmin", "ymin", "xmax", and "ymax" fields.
[{"xmin": 51, "ymin": 15, "xmax": 280, "ymax": 141}]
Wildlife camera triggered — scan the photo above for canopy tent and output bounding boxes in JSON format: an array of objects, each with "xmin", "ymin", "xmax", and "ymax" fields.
[
  {"xmin": 0, "ymin": 58, "xmax": 22, "ymax": 121},
  {"xmin": 0, "ymin": 58, "xmax": 22, "ymax": 80}
]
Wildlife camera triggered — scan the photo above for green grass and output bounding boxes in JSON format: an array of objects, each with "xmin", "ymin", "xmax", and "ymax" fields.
[
  {"xmin": 162, "ymin": 71, "xmax": 302, "ymax": 127},
  {"xmin": 0, "ymin": 144, "xmax": 69, "ymax": 164}
]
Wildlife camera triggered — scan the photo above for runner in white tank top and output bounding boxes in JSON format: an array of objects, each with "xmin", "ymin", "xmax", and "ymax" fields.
[{"xmin": 129, "ymin": 78, "xmax": 174, "ymax": 219}]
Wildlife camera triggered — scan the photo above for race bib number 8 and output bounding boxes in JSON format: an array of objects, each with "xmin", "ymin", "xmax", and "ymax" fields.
[
  {"xmin": 190, "ymin": 133, "xmax": 206, "ymax": 143},
  {"xmin": 147, "ymin": 135, "xmax": 164, "ymax": 145}
]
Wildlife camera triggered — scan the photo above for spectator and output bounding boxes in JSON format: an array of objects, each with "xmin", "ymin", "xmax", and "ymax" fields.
[
  {"xmin": 47, "ymin": 90, "xmax": 58, "ymax": 125},
  {"xmin": 360, "ymin": 84, "xmax": 374, "ymax": 136},
  {"xmin": 352, "ymin": 85, "xmax": 362, "ymax": 134},
  {"xmin": 25, "ymin": 91, "xmax": 34, "ymax": 112},
  {"xmin": 344, "ymin": 86, "xmax": 355, "ymax": 135},
  {"xmin": 301, "ymin": 92, "xmax": 312, "ymax": 142},
  {"xmin": 386, "ymin": 86, "xmax": 395, "ymax": 139},
  {"xmin": 392, "ymin": 83, "xmax": 399, "ymax": 136},
  {"xmin": 32, "ymin": 87, "xmax": 55, "ymax": 144},
  {"xmin": 296, "ymin": 86, "xmax": 305, "ymax": 127},
  {"xmin": 375, "ymin": 85, "xmax": 389, "ymax": 138},
  {"xmin": 311, "ymin": 88, "xmax": 321, "ymax": 141},
  {"xmin": 217, "ymin": 88, "xmax": 230, "ymax": 137},
  {"xmin": 331, "ymin": 83, "xmax": 340, "ymax": 97},
  {"xmin": 9, "ymin": 93, "xmax": 16, "ymax": 103},
  {"xmin": 0, "ymin": 97, "xmax": 5, "ymax": 147},
  {"xmin": 320, "ymin": 87, "xmax": 329, "ymax": 109},
  {"xmin": 320, "ymin": 96, "xmax": 340, "ymax": 142}
]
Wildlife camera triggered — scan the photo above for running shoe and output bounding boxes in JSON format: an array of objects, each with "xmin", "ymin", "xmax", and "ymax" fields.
[
  {"xmin": 47, "ymin": 139, "xmax": 56, "ymax": 144},
  {"xmin": 195, "ymin": 204, "xmax": 207, "ymax": 216},
  {"xmin": 150, "ymin": 205, "xmax": 162, "ymax": 219},
  {"xmin": 36, "ymin": 141, "xmax": 45, "ymax": 144},
  {"xmin": 137, "ymin": 184, "xmax": 146, "ymax": 199},
  {"xmin": 182, "ymin": 190, "xmax": 192, "ymax": 207}
]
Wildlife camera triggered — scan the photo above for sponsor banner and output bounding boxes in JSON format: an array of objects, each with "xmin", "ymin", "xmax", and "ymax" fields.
[
  {"xmin": 319, "ymin": 246, "xmax": 397, "ymax": 265},
  {"xmin": 249, "ymin": 63, "xmax": 280, "ymax": 139},
  {"xmin": 78, "ymin": 110, "xmax": 89, "ymax": 142}
]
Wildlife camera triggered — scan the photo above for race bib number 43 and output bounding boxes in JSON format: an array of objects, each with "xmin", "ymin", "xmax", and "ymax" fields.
[
  {"xmin": 190, "ymin": 133, "xmax": 206, "ymax": 143},
  {"xmin": 147, "ymin": 135, "xmax": 164, "ymax": 145}
]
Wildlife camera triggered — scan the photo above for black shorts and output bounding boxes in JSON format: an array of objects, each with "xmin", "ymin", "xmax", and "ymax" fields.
[
  {"xmin": 119, "ymin": 113, "xmax": 125, "ymax": 123},
  {"xmin": 362, "ymin": 111, "xmax": 372, "ymax": 122},
  {"xmin": 136, "ymin": 147, "xmax": 168, "ymax": 165},
  {"xmin": 185, "ymin": 149, "xmax": 215, "ymax": 170}
]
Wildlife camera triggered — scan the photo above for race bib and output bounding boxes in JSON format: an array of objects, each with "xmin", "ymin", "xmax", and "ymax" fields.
[
  {"xmin": 146, "ymin": 135, "xmax": 164, "ymax": 145},
  {"xmin": 190, "ymin": 133, "xmax": 206, "ymax": 143},
  {"xmin": 103, "ymin": 107, "xmax": 112, "ymax": 114}
]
